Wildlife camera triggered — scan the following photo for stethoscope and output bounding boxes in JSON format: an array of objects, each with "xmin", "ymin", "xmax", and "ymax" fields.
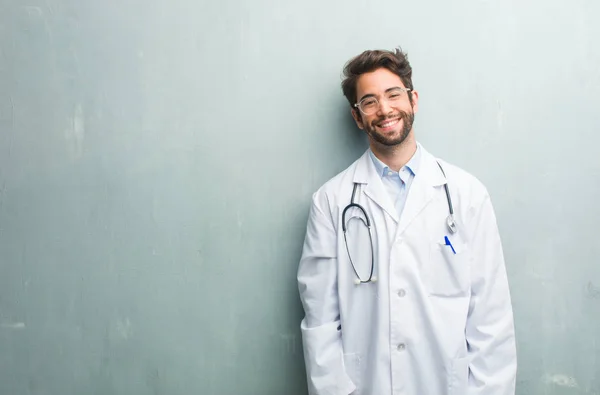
[{"xmin": 341, "ymin": 161, "xmax": 456, "ymax": 285}]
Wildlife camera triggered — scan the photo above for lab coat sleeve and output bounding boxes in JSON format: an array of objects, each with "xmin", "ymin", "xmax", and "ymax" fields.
[
  {"xmin": 297, "ymin": 193, "xmax": 356, "ymax": 395},
  {"xmin": 466, "ymin": 192, "xmax": 517, "ymax": 395}
]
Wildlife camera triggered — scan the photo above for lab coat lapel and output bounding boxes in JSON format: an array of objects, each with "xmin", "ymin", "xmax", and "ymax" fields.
[
  {"xmin": 352, "ymin": 151, "xmax": 399, "ymax": 224},
  {"xmin": 396, "ymin": 145, "xmax": 446, "ymax": 237}
]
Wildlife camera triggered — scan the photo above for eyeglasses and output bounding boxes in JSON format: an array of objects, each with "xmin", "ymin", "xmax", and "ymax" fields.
[{"xmin": 353, "ymin": 87, "xmax": 412, "ymax": 115}]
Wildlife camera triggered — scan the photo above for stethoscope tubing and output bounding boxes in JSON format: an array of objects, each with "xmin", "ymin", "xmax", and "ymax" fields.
[{"xmin": 342, "ymin": 161, "xmax": 455, "ymax": 284}]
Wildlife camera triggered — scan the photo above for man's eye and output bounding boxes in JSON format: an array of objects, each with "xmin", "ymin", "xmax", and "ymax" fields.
[{"xmin": 363, "ymin": 99, "xmax": 377, "ymax": 107}]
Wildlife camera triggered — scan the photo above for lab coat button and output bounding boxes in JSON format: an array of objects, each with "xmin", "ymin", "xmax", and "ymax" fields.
[
  {"xmin": 398, "ymin": 289, "xmax": 406, "ymax": 297},
  {"xmin": 397, "ymin": 343, "xmax": 406, "ymax": 351}
]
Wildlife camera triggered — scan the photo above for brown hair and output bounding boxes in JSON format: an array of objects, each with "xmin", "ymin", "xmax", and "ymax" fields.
[{"xmin": 341, "ymin": 47, "xmax": 414, "ymax": 108}]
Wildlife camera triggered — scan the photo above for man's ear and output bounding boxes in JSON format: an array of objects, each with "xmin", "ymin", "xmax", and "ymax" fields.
[
  {"xmin": 410, "ymin": 89, "xmax": 419, "ymax": 113},
  {"xmin": 351, "ymin": 108, "xmax": 364, "ymax": 129}
]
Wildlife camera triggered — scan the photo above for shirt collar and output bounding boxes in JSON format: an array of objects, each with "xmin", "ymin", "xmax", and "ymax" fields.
[{"xmin": 369, "ymin": 144, "xmax": 421, "ymax": 178}]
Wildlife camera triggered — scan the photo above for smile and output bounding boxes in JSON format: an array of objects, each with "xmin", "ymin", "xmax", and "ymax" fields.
[{"xmin": 377, "ymin": 118, "xmax": 400, "ymax": 129}]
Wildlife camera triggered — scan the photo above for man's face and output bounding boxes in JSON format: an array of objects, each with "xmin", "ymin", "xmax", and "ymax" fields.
[{"xmin": 351, "ymin": 68, "xmax": 419, "ymax": 147}]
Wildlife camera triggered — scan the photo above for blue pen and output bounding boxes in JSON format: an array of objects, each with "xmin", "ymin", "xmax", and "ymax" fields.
[{"xmin": 444, "ymin": 236, "xmax": 456, "ymax": 254}]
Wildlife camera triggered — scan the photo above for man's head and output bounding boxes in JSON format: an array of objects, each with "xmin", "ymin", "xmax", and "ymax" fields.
[{"xmin": 341, "ymin": 48, "xmax": 419, "ymax": 148}]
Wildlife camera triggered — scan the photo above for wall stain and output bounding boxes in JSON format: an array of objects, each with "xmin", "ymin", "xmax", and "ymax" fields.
[{"xmin": 586, "ymin": 282, "xmax": 600, "ymax": 299}]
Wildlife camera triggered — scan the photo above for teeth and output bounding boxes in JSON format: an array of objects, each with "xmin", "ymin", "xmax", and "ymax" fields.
[{"xmin": 379, "ymin": 119, "xmax": 399, "ymax": 128}]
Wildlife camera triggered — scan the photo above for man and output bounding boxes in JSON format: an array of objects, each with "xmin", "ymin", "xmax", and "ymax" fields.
[{"xmin": 297, "ymin": 48, "xmax": 517, "ymax": 395}]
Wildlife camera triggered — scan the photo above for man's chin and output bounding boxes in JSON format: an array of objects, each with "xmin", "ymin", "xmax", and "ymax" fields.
[
  {"xmin": 370, "ymin": 131, "xmax": 405, "ymax": 147},
  {"xmin": 372, "ymin": 137, "xmax": 404, "ymax": 147}
]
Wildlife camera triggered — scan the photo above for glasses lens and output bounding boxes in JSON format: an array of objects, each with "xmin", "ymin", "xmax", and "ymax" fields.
[
  {"xmin": 386, "ymin": 88, "xmax": 406, "ymax": 102},
  {"xmin": 359, "ymin": 98, "xmax": 378, "ymax": 115}
]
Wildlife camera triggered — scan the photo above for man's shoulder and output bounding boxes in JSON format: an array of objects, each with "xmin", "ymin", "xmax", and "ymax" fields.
[
  {"xmin": 309, "ymin": 152, "xmax": 366, "ymax": 209},
  {"xmin": 431, "ymin": 153, "xmax": 491, "ymax": 205}
]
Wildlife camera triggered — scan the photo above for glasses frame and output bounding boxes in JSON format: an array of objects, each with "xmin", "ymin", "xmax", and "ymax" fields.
[{"xmin": 353, "ymin": 87, "xmax": 412, "ymax": 115}]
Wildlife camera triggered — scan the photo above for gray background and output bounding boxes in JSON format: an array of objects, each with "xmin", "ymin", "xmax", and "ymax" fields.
[{"xmin": 1, "ymin": 0, "xmax": 599, "ymax": 394}]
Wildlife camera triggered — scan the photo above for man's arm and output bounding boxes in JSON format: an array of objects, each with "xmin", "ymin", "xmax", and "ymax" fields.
[
  {"xmin": 466, "ymin": 192, "xmax": 517, "ymax": 394},
  {"xmin": 297, "ymin": 193, "xmax": 356, "ymax": 395}
]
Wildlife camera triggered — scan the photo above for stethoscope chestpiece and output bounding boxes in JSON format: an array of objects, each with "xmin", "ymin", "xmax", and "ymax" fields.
[{"xmin": 446, "ymin": 215, "xmax": 458, "ymax": 234}]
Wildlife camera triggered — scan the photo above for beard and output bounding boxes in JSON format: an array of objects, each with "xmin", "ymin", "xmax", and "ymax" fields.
[{"xmin": 364, "ymin": 109, "xmax": 414, "ymax": 147}]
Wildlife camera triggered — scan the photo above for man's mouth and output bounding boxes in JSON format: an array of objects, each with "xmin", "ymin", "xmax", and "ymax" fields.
[{"xmin": 376, "ymin": 117, "xmax": 401, "ymax": 130}]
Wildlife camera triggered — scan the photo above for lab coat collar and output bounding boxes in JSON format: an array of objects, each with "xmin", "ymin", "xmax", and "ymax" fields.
[
  {"xmin": 352, "ymin": 142, "xmax": 446, "ymax": 227},
  {"xmin": 369, "ymin": 145, "xmax": 421, "ymax": 178}
]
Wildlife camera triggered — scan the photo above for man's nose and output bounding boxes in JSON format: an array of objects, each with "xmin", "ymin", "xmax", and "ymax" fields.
[{"xmin": 377, "ymin": 98, "xmax": 393, "ymax": 115}]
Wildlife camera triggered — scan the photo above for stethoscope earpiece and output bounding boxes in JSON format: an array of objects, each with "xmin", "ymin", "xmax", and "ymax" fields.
[{"xmin": 354, "ymin": 276, "xmax": 378, "ymax": 286}]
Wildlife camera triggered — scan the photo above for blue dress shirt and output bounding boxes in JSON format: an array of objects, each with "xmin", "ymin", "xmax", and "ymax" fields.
[{"xmin": 369, "ymin": 145, "xmax": 421, "ymax": 218}]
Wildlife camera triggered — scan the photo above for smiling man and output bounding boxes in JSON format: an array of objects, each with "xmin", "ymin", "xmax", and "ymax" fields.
[{"xmin": 297, "ymin": 48, "xmax": 517, "ymax": 395}]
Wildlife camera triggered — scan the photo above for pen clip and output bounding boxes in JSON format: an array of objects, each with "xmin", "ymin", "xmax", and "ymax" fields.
[{"xmin": 444, "ymin": 236, "xmax": 456, "ymax": 254}]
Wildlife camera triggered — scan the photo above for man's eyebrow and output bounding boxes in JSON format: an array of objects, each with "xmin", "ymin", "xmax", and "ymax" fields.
[
  {"xmin": 357, "ymin": 93, "xmax": 375, "ymax": 103},
  {"xmin": 385, "ymin": 86, "xmax": 404, "ymax": 93},
  {"xmin": 357, "ymin": 86, "xmax": 404, "ymax": 102}
]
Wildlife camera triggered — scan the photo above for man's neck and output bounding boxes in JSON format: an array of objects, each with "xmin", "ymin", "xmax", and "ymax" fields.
[{"xmin": 369, "ymin": 134, "xmax": 417, "ymax": 173}]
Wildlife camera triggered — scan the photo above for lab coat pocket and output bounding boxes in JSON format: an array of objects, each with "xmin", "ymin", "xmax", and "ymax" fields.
[
  {"xmin": 343, "ymin": 353, "xmax": 361, "ymax": 393},
  {"xmin": 448, "ymin": 356, "xmax": 470, "ymax": 395},
  {"xmin": 427, "ymin": 239, "xmax": 469, "ymax": 297}
]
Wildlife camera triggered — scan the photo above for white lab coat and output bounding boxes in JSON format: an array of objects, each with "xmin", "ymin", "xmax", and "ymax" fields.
[{"xmin": 297, "ymin": 143, "xmax": 516, "ymax": 395}]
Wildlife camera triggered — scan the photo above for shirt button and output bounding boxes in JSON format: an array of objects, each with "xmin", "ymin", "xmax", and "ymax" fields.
[
  {"xmin": 397, "ymin": 343, "xmax": 406, "ymax": 351},
  {"xmin": 387, "ymin": 171, "xmax": 393, "ymax": 176},
  {"xmin": 398, "ymin": 289, "xmax": 406, "ymax": 297}
]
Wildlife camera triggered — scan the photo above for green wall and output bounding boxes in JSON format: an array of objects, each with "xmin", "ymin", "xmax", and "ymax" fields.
[{"xmin": 1, "ymin": 0, "xmax": 599, "ymax": 394}]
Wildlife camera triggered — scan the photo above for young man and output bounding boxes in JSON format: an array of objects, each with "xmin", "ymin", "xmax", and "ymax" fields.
[{"xmin": 297, "ymin": 48, "xmax": 517, "ymax": 395}]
